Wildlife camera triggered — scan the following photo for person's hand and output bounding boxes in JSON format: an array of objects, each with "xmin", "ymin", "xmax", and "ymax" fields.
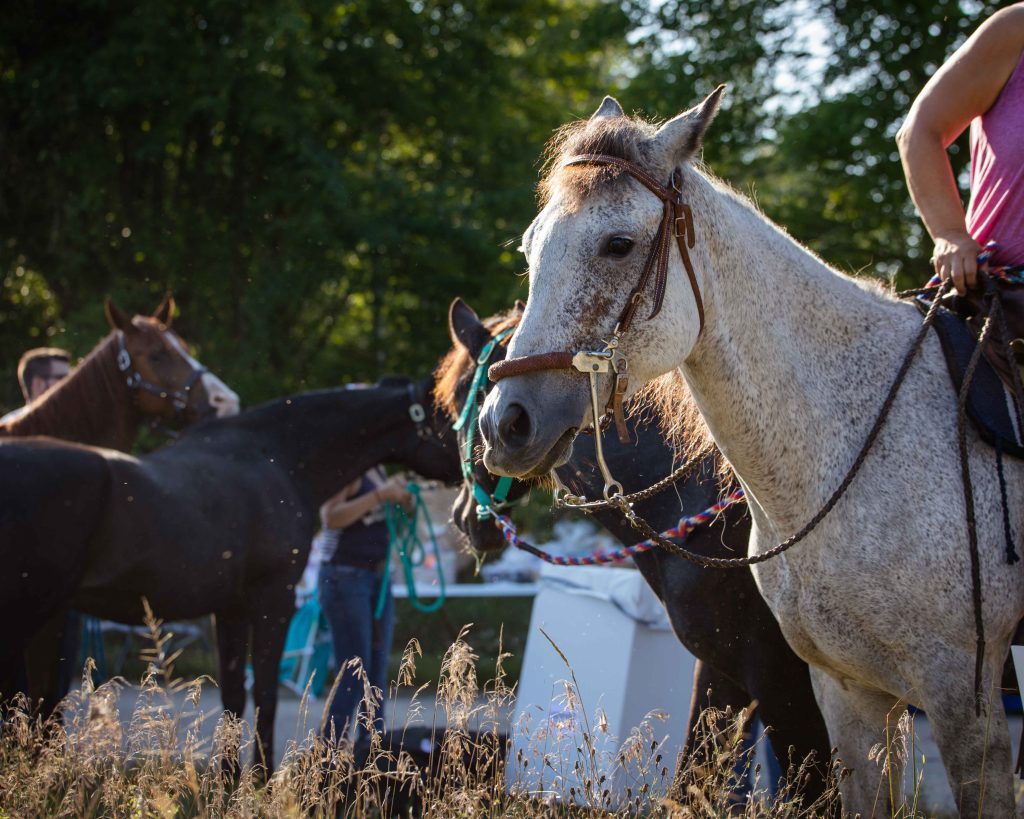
[
  {"xmin": 375, "ymin": 476, "xmax": 414, "ymax": 512},
  {"xmin": 932, "ymin": 231, "xmax": 982, "ymax": 295}
]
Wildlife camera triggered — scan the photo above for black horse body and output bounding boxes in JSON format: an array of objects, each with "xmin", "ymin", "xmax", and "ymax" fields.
[
  {"xmin": 1, "ymin": 381, "xmax": 460, "ymax": 770},
  {"xmin": 445, "ymin": 300, "xmax": 830, "ymax": 803}
]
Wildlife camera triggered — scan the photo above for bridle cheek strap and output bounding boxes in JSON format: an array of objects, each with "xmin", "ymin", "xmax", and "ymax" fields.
[
  {"xmin": 563, "ymin": 153, "xmax": 704, "ymax": 334},
  {"xmin": 487, "ymin": 153, "xmax": 703, "ymax": 444}
]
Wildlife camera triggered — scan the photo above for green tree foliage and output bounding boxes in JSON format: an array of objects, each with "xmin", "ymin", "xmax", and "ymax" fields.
[
  {"xmin": 0, "ymin": 0, "xmax": 1002, "ymax": 412},
  {"xmin": 755, "ymin": 0, "xmax": 1000, "ymax": 283},
  {"xmin": 0, "ymin": 0, "xmax": 636, "ymax": 408}
]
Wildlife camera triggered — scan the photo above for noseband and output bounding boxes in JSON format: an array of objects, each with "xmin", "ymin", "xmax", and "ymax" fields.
[
  {"xmin": 488, "ymin": 153, "xmax": 704, "ymax": 450},
  {"xmin": 116, "ymin": 331, "xmax": 207, "ymax": 417}
]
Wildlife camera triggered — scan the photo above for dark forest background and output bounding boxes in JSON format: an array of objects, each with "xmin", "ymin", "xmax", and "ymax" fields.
[{"xmin": 0, "ymin": 0, "xmax": 1001, "ymax": 411}]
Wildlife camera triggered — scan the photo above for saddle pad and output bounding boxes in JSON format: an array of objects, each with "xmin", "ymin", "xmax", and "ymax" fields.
[{"xmin": 917, "ymin": 295, "xmax": 1024, "ymax": 459}]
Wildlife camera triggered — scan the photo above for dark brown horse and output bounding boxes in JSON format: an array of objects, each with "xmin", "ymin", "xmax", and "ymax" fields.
[
  {"xmin": 0, "ymin": 377, "xmax": 459, "ymax": 772},
  {"xmin": 436, "ymin": 299, "xmax": 832, "ymax": 807},
  {"xmin": 1, "ymin": 294, "xmax": 240, "ymax": 448},
  {"xmin": 2, "ymin": 295, "xmax": 240, "ymax": 713}
]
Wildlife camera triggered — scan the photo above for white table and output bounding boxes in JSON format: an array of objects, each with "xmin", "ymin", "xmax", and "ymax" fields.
[{"xmin": 392, "ymin": 581, "xmax": 540, "ymax": 599}]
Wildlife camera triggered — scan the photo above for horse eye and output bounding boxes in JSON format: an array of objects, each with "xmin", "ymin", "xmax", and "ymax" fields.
[{"xmin": 605, "ymin": 236, "xmax": 634, "ymax": 257}]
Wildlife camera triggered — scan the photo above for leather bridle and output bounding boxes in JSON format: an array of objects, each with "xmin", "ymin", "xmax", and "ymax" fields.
[
  {"xmin": 116, "ymin": 331, "xmax": 207, "ymax": 419},
  {"xmin": 487, "ymin": 153, "xmax": 704, "ymax": 448}
]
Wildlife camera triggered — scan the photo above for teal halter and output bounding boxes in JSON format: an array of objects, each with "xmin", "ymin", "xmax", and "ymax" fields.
[{"xmin": 452, "ymin": 328, "xmax": 515, "ymax": 519}]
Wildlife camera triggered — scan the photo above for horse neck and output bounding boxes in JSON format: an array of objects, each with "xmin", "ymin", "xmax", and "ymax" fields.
[
  {"xmin": 678, "ymin": 172, "xmax": 915, "ymax": 529},
  {"xmin": 276, "ymin": 389, "xmax": 416, "ymax": 508},
  {"xmin": 0, "ymin": 333, "xmax": 142, "ymax": 450}
]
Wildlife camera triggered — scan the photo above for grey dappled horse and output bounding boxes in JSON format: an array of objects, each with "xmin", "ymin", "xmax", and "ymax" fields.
[{"xmin": 478, "ymin": 91, "xmax": 1024, "ymax": 816}]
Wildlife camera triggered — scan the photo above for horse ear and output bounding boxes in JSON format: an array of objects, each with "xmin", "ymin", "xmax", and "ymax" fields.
[
  {"xmin": 648, "ymin": 84, "xmax": 726, "ymax": 167},
  {"xmin": 590, "ymin": 96, "xmax": 625, "ymax": 121},
  {"xmin": 448, "ymin": 298, "xmax": 489, "ymax": 357},
  {"xmin": 514, "ymin": 299, "xmax": 527, "ymax": 314},
  {"xmin": 153, "ymin": 293, "xmax": 175, "ymax": 326},
  {"xmin": 104, "ymin": 298, "xmax": 133, "ymax": 333}
]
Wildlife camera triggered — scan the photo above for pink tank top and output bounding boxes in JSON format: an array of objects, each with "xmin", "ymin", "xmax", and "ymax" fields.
[{"xmin": 966, "ymin": 50, "xmax": 1024, "ymax": 266}]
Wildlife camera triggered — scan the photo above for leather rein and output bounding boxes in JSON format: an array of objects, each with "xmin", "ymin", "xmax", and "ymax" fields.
[{"xmin": 489, "ymin": 154, "xmax": 703, "ymax": 452}]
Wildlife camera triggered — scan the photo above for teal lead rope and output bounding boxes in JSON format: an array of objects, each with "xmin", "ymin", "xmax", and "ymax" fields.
[
  {"xmin": 453, "ymin": 327, "xmax": 515, "ymax": 519},
  {"xmin": 375, "ymin": 482, "xmax": 446, "ymax": 617}
]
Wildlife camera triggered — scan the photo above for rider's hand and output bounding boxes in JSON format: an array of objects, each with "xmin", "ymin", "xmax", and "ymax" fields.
[
  {"xmin": 931, "ymin": 231, "xmax": 982, "ymax": 295},
  {"xmin": 376, "ymin": 476, "xmax": 413, "ymax": 512}
]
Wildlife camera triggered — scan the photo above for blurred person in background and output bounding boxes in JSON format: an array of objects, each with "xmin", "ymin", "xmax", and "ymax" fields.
[
  {"xmin": 318, "ymin": 466, "xmax": 413, "ymax": 742},
  {"xmin": 1, "ymin": 347, "xmax": 71, "ymax": 422}
]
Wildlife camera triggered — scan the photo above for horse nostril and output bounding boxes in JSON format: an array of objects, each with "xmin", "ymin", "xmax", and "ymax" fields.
[{"xmin": 498, "ymin": 402, "xmax": 532, "ymax": 446}]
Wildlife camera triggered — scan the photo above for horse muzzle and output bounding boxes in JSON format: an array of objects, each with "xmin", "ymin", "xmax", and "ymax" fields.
[{"xmin": 479, "ymin": 374, "xmax": 584, "ymax": 478}]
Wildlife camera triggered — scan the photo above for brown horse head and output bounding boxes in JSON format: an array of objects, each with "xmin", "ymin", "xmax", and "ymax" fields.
[{"xmin": 104, "ymin": 294, "xmax": 239, "ymax": 423}]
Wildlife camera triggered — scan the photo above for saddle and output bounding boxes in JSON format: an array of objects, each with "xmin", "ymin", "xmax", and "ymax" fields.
[{"xmin": 914, "ymin": 285, "xmax": 1024, "ymax": 459}]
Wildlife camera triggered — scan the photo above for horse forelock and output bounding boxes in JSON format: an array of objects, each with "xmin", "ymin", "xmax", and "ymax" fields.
[{"xmin": 539, "ymin": 115, "xmax": 659, "ymax": 209}]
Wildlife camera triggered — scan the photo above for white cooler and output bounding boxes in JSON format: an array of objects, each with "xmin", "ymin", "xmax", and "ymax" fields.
[{"xmin": 507, "ymin": 563, "xmax": 697, "ymax": 808}]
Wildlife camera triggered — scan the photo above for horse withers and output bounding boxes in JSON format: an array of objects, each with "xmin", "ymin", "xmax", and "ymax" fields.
[
  {"xmin": 438, "ymin": 298, "xmax": 833, "ymax": 808},
  {"xmin": 477, "ymin": 91, "xmax": 1024, "ymax": 816},
  {"xmin": 0, "ymin": 377, "xmax": 459, "ymax": 773}
]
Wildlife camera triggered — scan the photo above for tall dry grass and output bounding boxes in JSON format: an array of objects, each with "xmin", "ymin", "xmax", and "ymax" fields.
[{"xmin": 0, "ymin": 611, "xmax": 856, "ymax": 817}]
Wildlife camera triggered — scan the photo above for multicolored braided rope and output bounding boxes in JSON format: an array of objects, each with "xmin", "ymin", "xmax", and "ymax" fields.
[
  {"xmin": 491, "ymin": 488, "xmax": 745, "ymax": 567},
  {"xmin": 923, "ymin": 242, "xmax": 1024, "ymax": 288}
]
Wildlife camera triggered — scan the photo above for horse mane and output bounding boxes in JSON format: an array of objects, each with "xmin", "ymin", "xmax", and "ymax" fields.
[
  {"xmin": 434, "ymin": 308, "xmax": 522, "ymax": 421},
  {"xmin": 0, "ymin": 332, "xmax": 136, "ymax": 447},
  {"xmin": 433, "ymin": 304, "xmax": 730, "ymax": 484}
]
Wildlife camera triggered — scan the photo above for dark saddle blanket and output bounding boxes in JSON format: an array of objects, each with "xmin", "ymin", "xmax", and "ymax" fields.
[{"xmin": 915, "ymin": 292, "xmax": 1024, "ymax": 459}]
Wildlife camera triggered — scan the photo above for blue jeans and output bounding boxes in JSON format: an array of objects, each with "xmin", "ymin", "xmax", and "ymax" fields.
[{"xmin": 318, "ymin": 563, "xmax": 394, "ymax": 740}]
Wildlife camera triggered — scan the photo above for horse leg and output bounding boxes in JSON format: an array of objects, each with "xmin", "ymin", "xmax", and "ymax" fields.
[
  {"xmin": 214, "ymin": 610, "xmax": 248, "ymax": 776},
  {"xmin": 669, "ymin": 660, "xmax": 754, "ymax": 803},
  {"xmin": 248, "ymin": 588, "xmax": 292, "ymax": 775},
  {"xmin": 25, "ymin": 608, "xmax": 76, "ymax": 718},
  {"xmin": 917, "ymin": 656, "xmax": 1014, "ymax": 818},
  {"xmin": 0, "ymin": 633, "xmax": 27, "ymax": 716},
  {"xmin": 810, "ymin": 668, "xmax": 904, "ymax": 818},
  {"xmin": 748, "ymin": 660, "xmax": 832, "ymax": 809}
]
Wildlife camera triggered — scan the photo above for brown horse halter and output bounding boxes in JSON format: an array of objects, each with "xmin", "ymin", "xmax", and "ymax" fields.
[{"xmin": 488, "ymin": 153, "xmax": 704, "ymax": 491}]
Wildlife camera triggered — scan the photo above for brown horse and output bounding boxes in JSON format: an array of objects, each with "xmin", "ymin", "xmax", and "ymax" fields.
[{"xmin": 1, "ymin": 294, "xmax": 239, "ymax": 449}]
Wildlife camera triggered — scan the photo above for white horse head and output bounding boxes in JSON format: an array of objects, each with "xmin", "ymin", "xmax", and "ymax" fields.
[{"xmin": 480, "ymin": 88, "xmax": 723, "ymax": 477}]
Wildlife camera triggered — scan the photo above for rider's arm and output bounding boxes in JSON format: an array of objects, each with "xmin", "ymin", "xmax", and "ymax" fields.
[{"xmin": 896, "ymin": 4, "xmax": 1024, "ymax": 294}]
